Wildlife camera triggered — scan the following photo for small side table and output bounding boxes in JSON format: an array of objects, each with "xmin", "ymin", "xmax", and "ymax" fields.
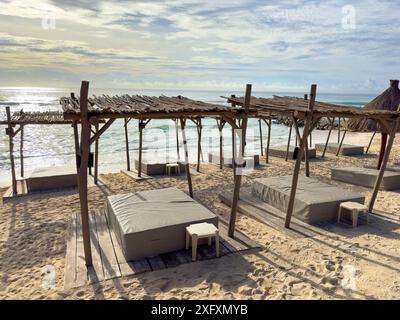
[
  {"xmin": 338, "ymin": 202, "xmax": 369, "ymax": 228},
  {"xmin": 166, "ymin": 163, "xmax": 180, "ymax": 176},
  {"xmin": 186, "ymin": 223, "xmax": 220, "ymax": 261}
]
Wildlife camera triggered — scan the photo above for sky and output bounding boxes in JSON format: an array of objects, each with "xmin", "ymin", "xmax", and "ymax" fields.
[{"xmin": 0, "ymin": 0, "xmax": 399, "ymax": 93}]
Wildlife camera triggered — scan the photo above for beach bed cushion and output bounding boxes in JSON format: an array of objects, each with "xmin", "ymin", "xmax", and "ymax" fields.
[
  {"xmin": 315, "ymin": 143, "xmax": 364, "ymax": 156},
  {"xmin": 208, "ymin": 152, "xmax": 260, "ymax": 168},
  {"xmin": 134, "ymin": 159, "xmax": 186, "ymax": 175},
  {"xmin": 252, "ymin": 175, "xmax": 364, "ymax": 224},
  {"xmin": 106, "ymin": 187, "xmax": 218, "ymax": 261},
  {"xmin": 27, "ymin": 166, "xmax": 78, "ymax": 192},
  {"xmin": 268, "ymin": 146, "xmax": 316, "ymax": 160},
  {"xmin": 331, "ymin": 167, "xmax": 400, "ymax": 190}
]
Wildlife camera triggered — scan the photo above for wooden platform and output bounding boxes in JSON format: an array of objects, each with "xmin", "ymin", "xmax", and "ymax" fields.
[
  {"xmin": 219, "ymin": 188, "xmax": 325, "ymax": 238},
  {"xmin": 120, "ymin": 169, "xmax": 152, "ymax": 181},
  {"xmin": 2, "ymin": 179, "xmax": 28, "ymax": 201},
  {"xmin": 64, "ymin": 208, "xmax": 259, "ymax": 290}
]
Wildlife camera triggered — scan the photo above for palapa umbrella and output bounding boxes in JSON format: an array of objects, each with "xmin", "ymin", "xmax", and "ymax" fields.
[{"xmin": 347, "ymin": 80, "xmax": 400, "ymax": 169}]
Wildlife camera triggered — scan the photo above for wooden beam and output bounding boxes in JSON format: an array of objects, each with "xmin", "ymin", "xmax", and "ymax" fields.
[
  {"xmin": 285, "ymin": 84, "xmax": 317, "ymax": 228},
  {"xmin": 20, "ymin": 124, "xmax": 24, "ymax": 178},
  {"xmin": 285, "ymin": 119, "xmax": 293, "ymax": 161},
  {"xmin": 338, "ymin": 117, "xmax": 341, "ymax": 143},
  {"xmin": 228, "ymin": 84, "xmax": 251, "ymax": 237},
  {"xmin": 265, "ymin": 118, "xmax": 272, "ymax": 163},
  {"xmin": 73, "ymin": 122, "xmax": 80, "ymax": 169},
  {"xmin": 137, "ymin": 120, "xmax": 144, "ymax": 178},
  {"xmin": 216, "ymin": 119, "xmax": 226, "ymax": 170},
  {"xmin": 368, "ymin": 109, "xmax": 400, "ymax": 212},
  {"xmin": 78, "ymin": 80, "xmax": 93, "ymax": 267},
  {"xmin": 180, "ymin": 118, "xmax": 193, "ymax": 198},
  {"xmin": 258, "ymin": 119, "xmax": 264, "ymax": 157},
  {"xmin": 322, "ymin": 117, "xmax": 334, "ymax": 158},
  {"xmin": 196, "ymin": 119, "xmax": 202, "ymax": 172},
  {"xmin": 336, "ymin": 129, "xmax": 347, "ymax": 156},
  {"xmin": 94, "ymin": 123, "xmax": 99, "ymax": 185},
  {"xmin": 124, "ymin": 118, "xmax": 131, "ymax": 171},
  {"xmin": 174, "ymin": 119, "xmax": 180, "ymax": 161},
  {"xmin": 365, "ymin": 130, "xmax": 376, "ymax": 154},
  {"xmin": 6, "ymin": 106, "xmax": 17, "ymax": 195},
  {"xmin": 89, "ymin": 119, "xmax": 115, "ymax": 145}
]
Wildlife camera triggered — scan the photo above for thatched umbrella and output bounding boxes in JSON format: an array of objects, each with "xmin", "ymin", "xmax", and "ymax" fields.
[{"xmin": 347, "ymin": 80, "xmax": 400, "ymax": 169}]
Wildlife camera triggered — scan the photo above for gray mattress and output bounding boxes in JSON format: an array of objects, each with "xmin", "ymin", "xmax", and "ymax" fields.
[
  {"xmin": 27, "ymin": 166, "xmax": 78, "ymax": 192},
  {"xmin": 106, "ymin": 188, "xmax": 218, "ymax": 261},
  {"xmin": 252, "ymin": 175, "xmax": 364, "ymax": 224},
  {"xmin": 208, "ymin": 152, "xmax": 260, "ymax": 168},
  {"xmin": 315, "ymin": 143, "xmax": 364, "ymax": 155},
  {"xmin": 331, "ymin": 167, "xmax": 400, "ymax": 190},
  {"xmin": 268, "ymin": 146, "xmax": 316, "ymax": 160},
  {"xmin": 134, "ymin": 159, "xmax": 186, "ymax": 175}
]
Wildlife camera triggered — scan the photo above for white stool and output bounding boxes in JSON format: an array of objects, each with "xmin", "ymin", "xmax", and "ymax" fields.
[
  {"xmin": 186, "ymin": 223, "xmax": 220, "ymax": 261},
  {"xmin": 338, "ymin": 202, "xmax": 369, "ymax": 228},
  {"xmin": 166, "ymin": 163, "xmax": 180, "ymax": 176}
]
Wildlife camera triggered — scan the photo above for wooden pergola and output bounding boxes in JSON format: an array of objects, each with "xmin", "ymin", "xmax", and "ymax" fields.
[
  {"xmin": 0, "ymin": 109, "xmax": 77, "ymax": 195},
  {"xmin": 226, "ymin": 84, "xmax": 400, "ymax": 230},
  {"xmin": 60, "ymin": 81, "xmax": 257, "ymax": 267}
]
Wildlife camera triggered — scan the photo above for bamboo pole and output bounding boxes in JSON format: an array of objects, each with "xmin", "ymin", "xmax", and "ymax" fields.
[
  {"xmin": 336, "ymin": 129, "xmax": 347, "ymax": 156},
  {"xmin": 137, "ymin": 120, "xmax": 144, "ymax": 178},
  {"xmin": 6, "ymin": 106, "xmax": 17, "ymax": 195},
  {"xmin": 322, "ymin": 118, "xmax": 334, "ymax": 158},
  {"xmin": 266, "ymin": 118, "xmax": 271, "ymax": 163},
  {"xmin": 228, "ymin": 84, "xmax": 251, "ymax": 237},
  {"xmin": 94, "ymin": 122, "xmax": 99, "ymax": 185},
  {"xmin": 175, "ymin": 119, "xmax": 180, "ymax": 161},
  {"xmin": 285, "ymin": 84, "xmax": 317, "ymax": 228},
  {"xmin": 368, "ymin": 112, "xmax": 400, "ymax": 212},
  {"xmin": 20, "ymin": 125, "xmax": 24, "ymax": 178},
  {"xmin": 285, "ymin": 119, "xmax": 293, "ymax": 161},
  {"xmin": 180, "ymin": 118, "xmax": 193, "ymax": 198},
  {"xmin": 124, "ymin": 118, "xmax": 131, "ymax": 171},
  {"xmin": 73, "ymin": 122, "xmax": 80, "ymax": 169},
  {"xmin": 196, "ymin": 119, "xmax": 202, "ymax": 172},
  {"xmin": 259, "ymin": 119, "xmax": 264, "ymax": 156},
  {"xmin": 77, "ymin": 80, "xmax": 92, "ymax": 267},
  {"xmin": 365, "ymin": 130, "xmax": 376, "ymax": 155}
]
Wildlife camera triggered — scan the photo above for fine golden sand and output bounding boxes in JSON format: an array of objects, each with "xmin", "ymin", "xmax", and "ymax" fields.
[{"xmin": 1, "ymin": 131, "xmax": 399, "ymax": 300}]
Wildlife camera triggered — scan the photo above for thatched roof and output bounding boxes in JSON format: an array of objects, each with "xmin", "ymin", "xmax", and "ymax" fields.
[
  {"xmin": 0, "ymin": 110, "xmax": 73, "ymax": 125},
  {"xmin": 347, "ymin": 80, "xmax": 400, "ymax": 132},
  {"xmin": 226, "ymin": 95, "xmax": 400, "ymax": 120},
  {"xmin": 61, "ymin": 94, "xmax": 256, "ymax": 120}
]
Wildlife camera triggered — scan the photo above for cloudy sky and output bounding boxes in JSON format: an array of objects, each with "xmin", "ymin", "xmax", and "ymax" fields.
[{"xmin": 0, "ymin": 0, "xmax": 398, "ymax": 93}]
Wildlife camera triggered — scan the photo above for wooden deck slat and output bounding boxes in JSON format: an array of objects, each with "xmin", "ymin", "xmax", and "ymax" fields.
[
  {"xmin": 103, "ymin": 208, "xmax": 151, "ymax": 276},
  {"xmin": 93, "ymin": 210, "xmax": 121, "ymax": 280},
  {"xmin": 64, "ymin": 212, "xmax": 77, "ymax": 289},
  {"xmin": 87, "ymin": 211, "xmax": 105, "ymax": 283},
  {"xmin": 121, "ymin": 169, "xmax": 151, "ymax": 181},
  {"xmin": 75, "ymin": 212, "xmax": 88, "ymax": 287},
  {"xmin": 2, "ymin": 180, "xmax": 28, "ymax": 201}
]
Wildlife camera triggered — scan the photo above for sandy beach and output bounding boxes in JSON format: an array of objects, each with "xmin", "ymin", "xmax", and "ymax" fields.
[{"xmin": 0, "ymin": 131, "xmax": 399, "ymax": 300}]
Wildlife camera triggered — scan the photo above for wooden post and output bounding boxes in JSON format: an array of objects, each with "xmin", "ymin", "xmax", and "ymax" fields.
[
  {"xmin": 124, "ymin": 118, "xmax": 131, "ymax": 171},
  {"xmin": 377, "ymin": 133, "xmax": 388, "ymax": 170},
  {"xmin": 338, "ymin": 117, "xmax": 341, "ymax": 143},
  {"xmin": 266, "ymin": 118, "xmax": 271, "ymax": 163},
  {"xmin": 196, "ymin": 118, "xmax": 202, "ymax": 172},
  {"xmin": 285, "ymin": 84, "xmax": 317, "ymax": 228},
  {"xmin": 368, "ymin": 114, "xmax": 400, "ymax": 212},
  {"xmin": 73, "ymin": 121, "xmax": 80, "ymax": 169},
  {"xmin": 138, "ymin": 120, "xmax": 144, "ymax": 178},
  {"xmin": 259, "ymin": 119, "xmax": 264, "ymax": 156},
  {"xmin": 6, "ymin": 106, "xmax": 17, "ymax": 195},
  {"xmin": 285, "ymin": 119, "xmax": 293, "ymax": 161},
  {"xmin": 94, "ymin": 122, "xmax": 99, "ymax": 185},
  {"xmin": 77, "ymin": 80, "xmax": 92, "ymax": 267},
  {"xmin": 228, "ymin": 84, "xmax": 251, "ymax": 237},
  {"xmin": 175, "ymin": 119, "xmax": 180, "ymax": 161},
  {"xmin": 365, "ymin": 130, "xmax": 376, "ymax": 154},
  {"xmin": 336, "ymin": 129, "xmax": 347, "ymax": 156},
  {"xmin": 180, "ymin": 118, "xmax": 193, "ymax": 198},
  {"xmin": 20, "ymin": 124, "xmax": 24, "ymax": 178},
  {"xmin": 322, "ymin": 118, "xmax": 334, "ymax": 158},
  {"xmin": 304, "ymin": 133, "xmax": 310, "ymax": 177},
  {"xmin": 217, "ymin": 119, "xmax": 225, "ymax": 170}
]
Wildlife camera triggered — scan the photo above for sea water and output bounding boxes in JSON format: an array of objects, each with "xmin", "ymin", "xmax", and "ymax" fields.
[{"xmin": 0, "ymin": 87, "xmax": 374, "ymax": 181}]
